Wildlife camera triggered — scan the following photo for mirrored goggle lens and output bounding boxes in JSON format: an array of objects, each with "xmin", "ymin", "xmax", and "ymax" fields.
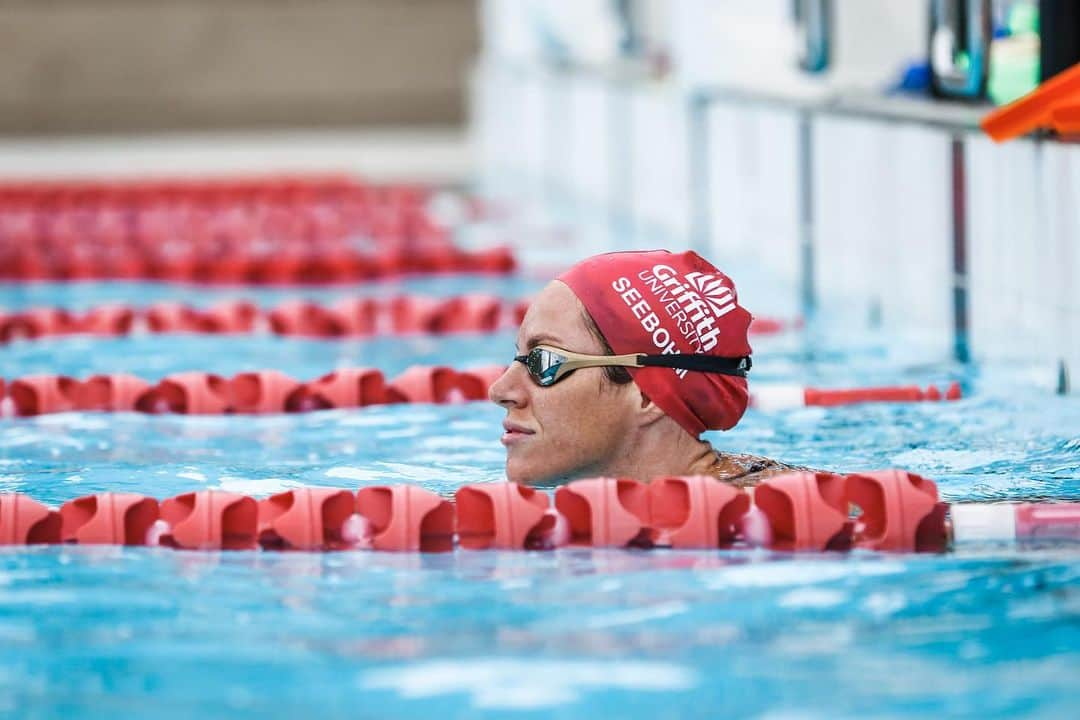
[{"xmin": 526, "ymin": 347, "xmax": 567, "ymax": 386}]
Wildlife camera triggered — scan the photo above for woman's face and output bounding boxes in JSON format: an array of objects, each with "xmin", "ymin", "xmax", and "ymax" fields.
[{"xmin": 488, "ymin": 281, "xmax": 639, "ymax": 485}]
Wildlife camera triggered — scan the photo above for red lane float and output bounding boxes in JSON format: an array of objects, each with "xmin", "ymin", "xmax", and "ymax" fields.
[
  {"xmin": 752, "ymin": 472, "xmax": 853, "ymax": 551},
  {"xmin": 456, "ymin": 482, "xmax": 552, "ymax": 550},
  {"xmin": 0, "ymin": 493, "xmax": 62, "ymax": 545},
  {"xmin": 355, "ymin": 485, "xmax": 454, "ymax": 552},
  {"xmin": 158, "ymin": 490, "xmax": 259, "ymax": 550},
  {"xmin": 2, "ymin": 308, "xmax": 74, "ymax": 339},
  {"xmin": 751, "ymin": 382, "xmax": 963, "ymax": 411},
  {"xmin": 9, "ymin": 375, "xmax": 81, "ymax": 416},
  {"xmin": 257, "ymin": 488, "xmax": 360, "ymax": 551},
  {"xmin": 554, "ymin": 478, "xmax": 652, "ymax": 548},
  {"xmin": 231, "ymin": 370, "xmax": 304, "ymax": 414},
  {"xmin": 331, "ymin": 298, "xmax": 378, "ymax": 335},
  {"xmin": 648, "ymin": 475, "xmax": 750, "ymax": 549},
  {"xmin": 59, "ymin": 493, "xmax": 159, "ymax": 545},
  {"xmin": 76, "ymin": 374, "xmax": 152, "ymax": 412},
  {"xmin": 287, "ymin": 368, "xmax": 388, "ymax": 411},
  {"xmin": 385, "ymin": 366, "xmax": 488, "ymax": 404},
  {"xmin": 134, "ymin": 372, "xmax": 231, "ymax": 414},
  {"xmin": 79, "ymin": 305, "xmax": 136, "ymax": 336},
  {"xmin": 3, "ymin": 474, "xmax": 1079, "ymax": 552},
  {"xmin": 845, "ymin": 470, "xmax": 948, "ymax": 552},
  {"xmin": 268, "ymin": 300, "xmax": 347, "ymax": 337}
]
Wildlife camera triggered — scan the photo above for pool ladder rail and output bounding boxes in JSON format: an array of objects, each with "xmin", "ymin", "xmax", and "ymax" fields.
[{"xmin": 2, "ymin": 472, "xmax": 1077, "ymax": 553}]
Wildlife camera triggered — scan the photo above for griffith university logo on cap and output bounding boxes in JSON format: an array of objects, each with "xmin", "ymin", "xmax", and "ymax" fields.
[
  {"xmin": 685, "ymin": 271, "xmax": 737, "ymax": 318},
  {"xmin": 609, "ymin": 263, "xmax": 739, "ymax": 370},
  {"xmin": 636, "ymin": 264, "xmax": 737, "ymax": 354}
]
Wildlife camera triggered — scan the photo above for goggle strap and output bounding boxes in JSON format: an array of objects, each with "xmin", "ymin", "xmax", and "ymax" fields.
[{"xmin": 635, "ymin": 353, "xmax": 751, "ymax": 378}]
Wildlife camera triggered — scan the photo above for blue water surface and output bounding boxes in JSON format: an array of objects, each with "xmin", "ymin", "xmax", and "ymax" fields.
[{"xmin": 1, "ymin": 273, "xmax": 1079, "ymax": 720}]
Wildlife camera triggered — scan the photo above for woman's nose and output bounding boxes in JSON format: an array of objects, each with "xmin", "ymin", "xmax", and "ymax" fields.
[{"xmin": 488, "ymin": 362, "xmax": 528, "ymax": 407}]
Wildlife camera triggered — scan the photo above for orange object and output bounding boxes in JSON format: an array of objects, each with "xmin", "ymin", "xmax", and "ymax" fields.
[
  {"xmin": 0, "ymin": 493, "xmax": 62, "ymax": 545},
  {"xmin": 135, "ymin": 372, "xmax": 231, "ymax": 414},
  {"xmin": 753, "ymin": 472, "xmax": 852, "ymax": 551},
  {"xmin": 257, "ymin": 488, "xmax": 357, "ymax": 551},
  {"xmin": 554, "ymin": 477, "xmax": 652, "ymax": 547},
  {"xmin": 385, "ymin": 366, "xmax": 487, "ymax": 404},
  {"xmin": 845, "ymin": 470, "xmax": 945, "ymax": 552},
  {"xmin": 9, "ymin": 374, "xmax": 81, "ymax": 416},
  {"xmin": 1051, "ymin": 104, "xmax": 1080, "ymax": 135},
  {"xmin": 76, "ymin": 373, "xmax": 152, "ymax": 412},
  {"xmin": 455, "ymin": 482, "xmax": 551, "ymax": 550},
  {"xmin": 60, "ymin": 493, "xmax": 159, "ymax": 545},
  {"xmin": 648, "ymin": 475, "xmax": 750, "ymax": 549},
  {"xmin": 981, "ymin": 61, "xmax": 1080, "ymax": 142},
  {"xmin": 159, "ymin": 490, "xmax": 258, "ymax": 550},
  {"xmin": 355, "ymin": 485, "xmax": 454, "ymax": 552},
  {"xmin": 230, "ymin": 370, "xmax": 302, "ymax": 413}
]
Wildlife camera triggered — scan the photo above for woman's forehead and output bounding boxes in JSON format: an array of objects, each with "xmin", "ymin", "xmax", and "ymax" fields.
[{"xmin": 518, "ymin": 281, "xmax": 594, "ymax": 348}]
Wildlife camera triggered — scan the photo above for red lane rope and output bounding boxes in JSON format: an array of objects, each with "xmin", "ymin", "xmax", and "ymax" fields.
[
  {"xmin": 3, "ymin": 472, "xmax": 1076, "ymax": 551},
  {"xmin": 0, "ymin": 368, "xmax": 960, "ymax": 417},
  {"xmin": 0, "ymin": 175, "xmax": 514, "ymax": 282},
  {"xmin": 0, "ymin": 366, "xmax": 506, "ymax": 416},
  {"xmin": 0, "ymin": 295, "xmax": 527, "ymax": 341},
  {"xmin": 0, "ymin": 297, "xmax": 799, "ymax": 342},
  {"xmin": 0, "ymin": 369, "xmax": 963, "ymax": 414}
]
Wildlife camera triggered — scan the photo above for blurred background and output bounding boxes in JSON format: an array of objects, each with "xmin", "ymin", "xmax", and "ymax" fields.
[
  {"xmin": 1, "ymin": 0, "xmax": 1078, "ymax": 379},
  {"xmin": 0, "ymin": 0, "xmax": 477, "ymax": 133}
]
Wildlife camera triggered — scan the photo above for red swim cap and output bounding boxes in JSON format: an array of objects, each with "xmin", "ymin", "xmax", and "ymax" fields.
[{"xmin": 558, "ymin": 249, "xmax": 752, "ymax": 437}]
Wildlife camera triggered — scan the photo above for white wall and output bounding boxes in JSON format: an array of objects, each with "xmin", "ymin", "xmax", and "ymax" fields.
[
  {"xmin": 967, "ymin": 136, "xmax": 1080, "ymax": 374},
  {"xmin": 705, "ymin": 101, "xmax": 802, "ymax": 293},
  {"xmin": 627, "ymin": 86, "xmax": 693, "ymax": 247},
  {"xmin": 966, "ymin": 136, "xmax": 1043, "ymax": 360},
  {"xmin": 812, "ymin": 116, "xmax": 954, "ymax": 350}
]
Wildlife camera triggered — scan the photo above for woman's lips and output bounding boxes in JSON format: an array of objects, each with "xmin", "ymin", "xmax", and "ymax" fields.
[{"xmin": 501, "ymin": 421, "xmax": 535, "ymax": 446}]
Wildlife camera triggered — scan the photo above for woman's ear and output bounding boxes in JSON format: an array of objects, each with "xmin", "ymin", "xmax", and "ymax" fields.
[{"xmin": 634, "ymin": 388, "xmax": 668, "ymax": 428}]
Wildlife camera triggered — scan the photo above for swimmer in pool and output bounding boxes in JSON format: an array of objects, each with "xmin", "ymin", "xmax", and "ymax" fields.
[{"xmin": 490, "ymin": 249, "xmax": 796, "ymax": 488}]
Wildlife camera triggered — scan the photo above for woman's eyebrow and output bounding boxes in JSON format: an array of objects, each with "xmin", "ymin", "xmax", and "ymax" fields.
[{"xmin": 523, "ymin": 333, "xmax": 563, "ymax": 349}]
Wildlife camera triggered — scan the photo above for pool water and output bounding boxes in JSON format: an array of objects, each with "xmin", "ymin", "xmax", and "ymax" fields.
[{"xmin": 1, "ymin": 273, "xmax": 1078, "ymax": 719}]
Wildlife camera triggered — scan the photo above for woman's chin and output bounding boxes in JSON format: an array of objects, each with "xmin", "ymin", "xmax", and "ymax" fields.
[{"xmin": 505, "ymin": 456, "xmax": 549, "ymax": 486}]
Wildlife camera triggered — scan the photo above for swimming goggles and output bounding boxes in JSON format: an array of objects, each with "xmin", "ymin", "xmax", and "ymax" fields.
[{"xmin": 513, "ymin": 345, "xmax": 752, "ymax": 387}]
